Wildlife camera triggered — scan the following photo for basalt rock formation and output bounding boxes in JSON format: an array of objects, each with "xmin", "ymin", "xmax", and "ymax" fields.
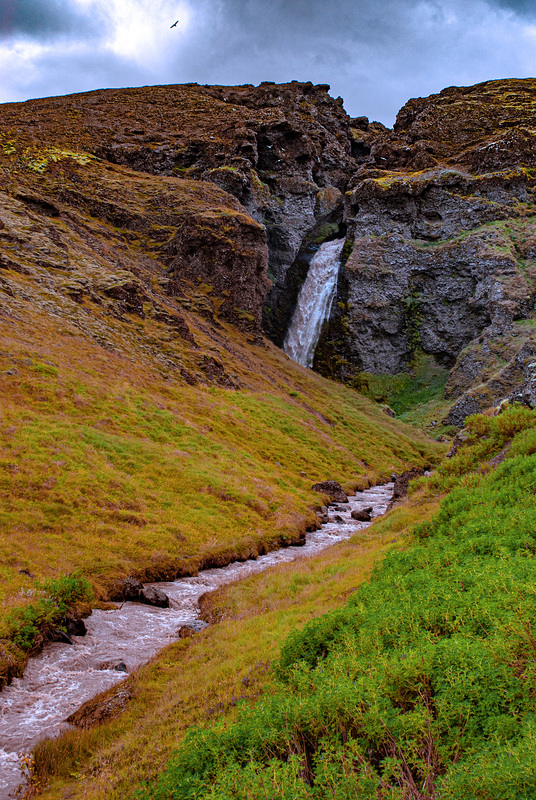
[
  {"xmin": 321, "ymin": 79, "xmax": 536, "ymax": 424},
  {"xmin": 3, "ymin": 78, "xmax": 536, "ymax": 424}
]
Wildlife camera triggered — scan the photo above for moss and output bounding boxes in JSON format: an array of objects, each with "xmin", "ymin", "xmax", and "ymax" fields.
[{"xmin": 362, "ymin": 352, "xmax": 450, "ymax": 424}]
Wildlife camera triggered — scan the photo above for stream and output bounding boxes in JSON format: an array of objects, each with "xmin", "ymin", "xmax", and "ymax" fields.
[{"xmin": 0, "ymin": 482, "xmax": 393, "ymax": 798}]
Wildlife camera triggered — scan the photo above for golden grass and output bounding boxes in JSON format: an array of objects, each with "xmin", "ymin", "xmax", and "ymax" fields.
[
  {"xmin": 0, "ymin": 303, "xmax": 442, "ymax": 644},
  {"xmin": 31, "ymin": 496, "xmax": 439, "ymax": 799}
]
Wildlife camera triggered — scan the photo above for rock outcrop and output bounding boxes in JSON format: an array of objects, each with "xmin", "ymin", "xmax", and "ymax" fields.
[
  {"xmin": 4, "ymin": 77, "xmax": 536, "ymax": 424},
  {"xmin": 314, "ymin": 79, "xmax": 536, "ymax": 424}
]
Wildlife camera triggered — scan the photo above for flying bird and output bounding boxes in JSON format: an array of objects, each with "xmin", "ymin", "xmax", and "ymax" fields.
[{"xmin": 170, "ymin": 20, "xmax": 179, "ymax": 28}]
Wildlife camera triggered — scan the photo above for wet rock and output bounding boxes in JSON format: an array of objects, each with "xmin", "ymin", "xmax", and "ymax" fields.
[
  {"xmin": 392, "ymin": 468, "xmax": 426, "ymax": 500},
  {"xmin": 178, "ymin": 620, "xmax": 208, "ymax": 638},
  {"xmin": 114, "ymin": 661, "xmax": 127, "ymax": 672},
  {"xmin": 332, "ymin": 514, "xmax": 345, "ymax": 523},
  {"xmin": 116, "ymin": 577, "xmax": 169, "ymax": 607},
  {"xmin": 140, "ymin": 586, "xmax": 169, "ymax": 608},
  {"xmin": 66, "ymin": 618, "xmax": 87, "ymax": 638},
  {"xmin": 351, "ymin": 509, "xmax": 372, "ymax": 522},
  {"xmin": 317, "ymin": 508, "xmax": 329, "ymax": 524},
  {"xmin": 311, "ymin": 480, "xmax": 348, "ymax": 503},
  {"xmin": 121, "ymin": 577, "xmax": 144, "ymax": 601},
  {"xmin": 50, "ymin": 627, "xmax": 73, "ymax": 645}
]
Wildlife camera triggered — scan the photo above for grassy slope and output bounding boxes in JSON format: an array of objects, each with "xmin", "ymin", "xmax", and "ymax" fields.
[
  {"xmin": 30, "ymin": 497, "xmax": 439, "ymax": 798},
  {"xmin": 130, "ymin": 406, "xmax": 536, "ymax": 800},
  {"xmin": 0, "ymin": 136, "xmax": 443, "ymax": 681},
  {"xmin": 0, "ymin": 303, "xmax": 441, "ymax": 678}
]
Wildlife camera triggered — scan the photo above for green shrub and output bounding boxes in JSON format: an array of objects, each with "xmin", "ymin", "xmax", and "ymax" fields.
[
  {"xmin": 141, "ymin": 408, "xmax": 536, "ymax": 799},
  {"xmin": 5, "ymin": 572, "xmax": 92, "ymax": 651}
]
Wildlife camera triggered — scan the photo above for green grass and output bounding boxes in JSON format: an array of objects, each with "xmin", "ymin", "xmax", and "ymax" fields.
[
  {"xmin": 137, "ymin": 405, "xmax": 536, "ymax": 800},
  {"xmin": 30, "ymin": 498, "xmax": 438, "ymax": 799},
  {"xmin": 362, "ymin": 352, "xmax": 450, "ymax": 424},
  {"xmin": 0, "ymin": 325, "xmax": 442, "ymax": 681}
]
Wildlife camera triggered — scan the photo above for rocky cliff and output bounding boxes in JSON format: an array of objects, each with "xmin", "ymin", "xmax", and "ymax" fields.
[
  {"xmin": 323, "ymin": 79, "xmax": 536, "ymax": 426},
  {"xmin": 3, "ymin": 78, "xmax": 536, "ymax": 426}
]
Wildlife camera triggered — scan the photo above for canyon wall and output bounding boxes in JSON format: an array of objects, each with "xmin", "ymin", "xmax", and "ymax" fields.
[{"xmin": 3, "ymin": 78, "xmax": 536, "ymax": 422}]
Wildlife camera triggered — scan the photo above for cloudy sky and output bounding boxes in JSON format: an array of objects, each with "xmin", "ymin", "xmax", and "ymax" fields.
[{"xmin": 1, "ymin": 0, "xmax": 536, "ymax": 125}]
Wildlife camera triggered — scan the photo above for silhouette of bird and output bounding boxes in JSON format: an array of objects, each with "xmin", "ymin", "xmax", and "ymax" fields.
[{"xmin": 170, "ymin": 20, "xmax": 178, "ymax": 28}]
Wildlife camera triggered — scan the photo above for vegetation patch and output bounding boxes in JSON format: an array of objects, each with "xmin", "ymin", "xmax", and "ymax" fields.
[
  {"xmin": 140, "ymin": 406, "xmax": 536, "ymax": 800},
  {"xmin": 362, "ymin": 352, "xmax": 450, "ymax": 424}
]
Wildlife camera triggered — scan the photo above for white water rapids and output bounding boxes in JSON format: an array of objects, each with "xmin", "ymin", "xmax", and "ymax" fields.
[
  {"xmin": 284, "ymin": 238, "xmax": 345, "ymax": 367},
  {"xmin": 0, "ymin": 482, "xmax": 393, "ymax": 798}
]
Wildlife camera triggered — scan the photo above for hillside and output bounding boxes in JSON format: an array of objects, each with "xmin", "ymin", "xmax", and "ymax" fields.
[
  {"xmin": 2, "ymin": 77, "xmax": 536, "ymax": 800},
  {"xmin": 0, "ymin": 93, "xmax": 440, "ymax": 687}
]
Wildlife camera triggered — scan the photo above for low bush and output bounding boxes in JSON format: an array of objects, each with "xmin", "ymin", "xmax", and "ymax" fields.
[{"xmin": 5, "ymin": 572, "xmax": 92, "ymax": 651}]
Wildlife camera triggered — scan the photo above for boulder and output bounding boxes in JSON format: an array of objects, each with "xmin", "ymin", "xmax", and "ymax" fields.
[
  {"xmin": 66, "ymin": 618, "xmax": 87, "ymax": 638},
  {"xmin": 140, "ymin": 586, "xmax": 169, "ymax": 608},
  {"xmin": 122, "ymin": 577, "xmax": 144, "ymax": 601},
  {"xmin": 178, "ymin": 620, "xmax": 208, "ymax": 638},
  {"xmin": 311, "ymin": 481, "xmax": 348, "ymax": 503},
  {"xmin": 351, "ymin": 509, "xmax": 372, "ymax": 522},
  {"xmin": 118, "ymin": 576, "xmax": 170, "ymax": 607}
]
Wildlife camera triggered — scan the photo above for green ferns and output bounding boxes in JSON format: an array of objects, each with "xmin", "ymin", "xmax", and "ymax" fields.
[{"xmin": 143, "ymin": 406, "xmax": 536, "ymax": 800}]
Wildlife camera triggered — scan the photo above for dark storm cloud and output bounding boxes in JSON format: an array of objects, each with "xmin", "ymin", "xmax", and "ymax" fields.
[
  {"xmin": 2, "ymin": 0, "xmax": 536, "ymax": 125},
  {"xmin": 167, "ymin": 0, "xmax": 536, "ymax": 121},
  {"xmin": 0, "ymin": 0, "xmax": 98, "ymax": 40}
]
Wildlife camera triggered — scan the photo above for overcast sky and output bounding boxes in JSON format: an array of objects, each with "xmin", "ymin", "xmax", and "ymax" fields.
[{"xmin": 1, "ymin": 0, "xmax": 536, "ymax": 125}]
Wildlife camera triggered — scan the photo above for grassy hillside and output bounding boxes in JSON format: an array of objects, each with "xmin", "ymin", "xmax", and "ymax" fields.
[
  {"xmin": 0, "ymin": 303, "xmax": 440, "ymax": 685},
  {"xmin": 0, "ymin": 121, "xmax": 443, "ymax": 685},
  {"xmin": 28, "ymin": 488, "xmax": 439, "ymax": 799},
  {"xmin": 128, "ymin": 405, "xmax": 536, "ymax": 800}
]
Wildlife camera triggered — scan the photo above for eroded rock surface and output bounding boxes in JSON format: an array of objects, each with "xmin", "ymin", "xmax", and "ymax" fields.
[{"xmin": 4, "ymin": 78, "xmax": 536, "ymax": 423}]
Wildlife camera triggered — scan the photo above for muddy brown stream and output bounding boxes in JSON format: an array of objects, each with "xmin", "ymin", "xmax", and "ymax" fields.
[{"xmin": 0, "ymin": 483, "xmax": 393, "ymax": 798}]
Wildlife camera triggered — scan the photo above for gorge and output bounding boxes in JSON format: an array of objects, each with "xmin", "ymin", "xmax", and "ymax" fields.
[{"xmin": 2, "ymin": 77, "xmax": 536, "ymax": 800}]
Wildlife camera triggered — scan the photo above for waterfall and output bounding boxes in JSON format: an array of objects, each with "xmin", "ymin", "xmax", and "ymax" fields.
[{"xmin": 283, "ymin": 238, "xmax": 345, "ymax": 368}]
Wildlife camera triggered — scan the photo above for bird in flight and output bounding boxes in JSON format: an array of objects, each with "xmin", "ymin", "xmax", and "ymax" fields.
[{"xmin": 170, "ymin": 20, "xmax": 179, "ymax": 28}]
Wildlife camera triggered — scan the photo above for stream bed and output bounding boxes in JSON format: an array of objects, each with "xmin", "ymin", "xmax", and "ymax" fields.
[{"xmin": 0, "ymin": 482, "xmax": 393, "ymax": 798}]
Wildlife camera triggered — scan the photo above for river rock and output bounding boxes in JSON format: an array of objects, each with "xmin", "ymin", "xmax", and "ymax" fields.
[
  {"xmin": 66, "ymin": 618, "xmax": 87, "ymax": 638},
  {"xmin": 122, "ymin": 577, "xmax": 144, "ymax": 601},
  {"xmin": 311, "ymin": 481, "xmax": 348, "ymax": 502},
  {"xmin": 49, "ymin": 626, "xmax": 73, "ymax": 645},
  {"xmin": 140, "ymin": 586, "xmax": 170, "ymax": 608},
  {"xmin": 118, "ymin": 577, "xmax": 169, "ymax": 607},
  {"xmin": 351, "ymin": 509, "xmax": 371, "ymax": 522},
  {"xmin": 178, "ymin": 620, "xmax": 208, "ymax": 638}
]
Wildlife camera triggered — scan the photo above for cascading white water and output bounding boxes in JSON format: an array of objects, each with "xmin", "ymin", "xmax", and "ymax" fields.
[{"xmin": 283, "ymin": 238, "xmax": 345, "ymax": 368}]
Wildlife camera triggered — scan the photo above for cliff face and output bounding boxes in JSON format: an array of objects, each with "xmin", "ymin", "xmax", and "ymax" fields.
[
  {"xmin": 3, "ymin": 78, "xmax": 536, "ymax": 425},
  {"xmin": 331, "ymin": 79, "xmax": 536, "ymax": 424},
  {"xmin": 0, "ymin": 81, "xmax": 352, "ymax": 342}
]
